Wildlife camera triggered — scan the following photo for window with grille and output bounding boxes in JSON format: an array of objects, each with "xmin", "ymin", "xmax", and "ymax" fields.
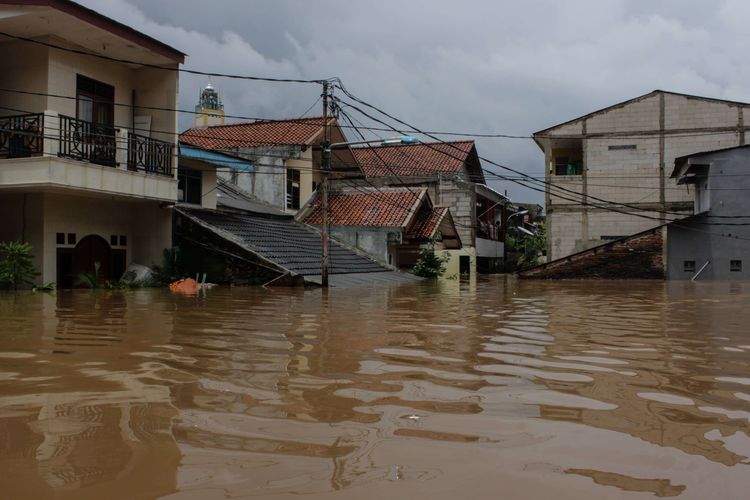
[{"xmin": 287, "ymin": 169, "xmax": 301, "ymax": 209}]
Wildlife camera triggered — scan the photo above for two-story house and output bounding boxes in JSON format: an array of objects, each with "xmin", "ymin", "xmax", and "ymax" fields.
[
  {"xmin": 180, "ymin": 105, "xmax": 357, "ymax": 214},
  {"xmin": 297, "ymin": 186, "xmax": 462, "ymax": 269},
  {"xmin": 0, "ymin": 0, "xmax": 184, "ymax": 286},
  {"xmin": 534, "ymin": 90, "xmax": 750, "ymax": 262},
  {"xmin": 348, "ymin": 140, "xmax": 510, "ymax": 275}
]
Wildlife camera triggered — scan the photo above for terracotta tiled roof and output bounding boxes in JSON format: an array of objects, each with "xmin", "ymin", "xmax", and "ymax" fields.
[
  {"xmin": 351, "ymin": 141, "xmax": 475, "ymax": 177},
  {"xmin": 405, "ymin": 206, "xmax": 449, "ymax": 240},
  {"xmin": 303, "ymin": 188, "xmax": 425, "ymax": 227},
  {"xmin": 180, "ymin": 117, "xmax": 329, "ymax": 149}
]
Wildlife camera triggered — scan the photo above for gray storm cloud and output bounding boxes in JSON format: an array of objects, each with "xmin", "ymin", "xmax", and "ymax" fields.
[{"xmin": 78, "ymin": 0, "xmax": 750, "ymax": 202}]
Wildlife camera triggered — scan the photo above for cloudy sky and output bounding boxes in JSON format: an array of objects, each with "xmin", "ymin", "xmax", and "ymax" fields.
[{"xmin": 80, "ymin": 0, "xmax": 750, "ymax": 202}]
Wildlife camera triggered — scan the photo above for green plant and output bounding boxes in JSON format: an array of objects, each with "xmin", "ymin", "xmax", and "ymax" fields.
[
  {"xmin": 77, "ymin": 261, "xmax": 102, "ymax": 289},
  {"xmin": 0, "ymin": 240, "xmax": 40, "ymax": 290},
  {"xmin": 32, "ymin": 282, "xmax": 56, "ymax": 293},
  {"xmin": 509, "ymin": 223, "xmax": 546, "ymax": 271},
  {"xmin": 412, "ymin": 239, "xmax": 450, "ymax": 278}
]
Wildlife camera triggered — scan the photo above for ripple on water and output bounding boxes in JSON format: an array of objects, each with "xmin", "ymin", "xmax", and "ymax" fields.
[{"xmin": 637, "ymin": 392, "xmax": 695, "ymax": 406}]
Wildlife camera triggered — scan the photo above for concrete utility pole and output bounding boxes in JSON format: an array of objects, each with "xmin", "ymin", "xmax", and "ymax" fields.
[{"xmin": 320, "ymin": 81, "xmax": 331, "ymax": 287}]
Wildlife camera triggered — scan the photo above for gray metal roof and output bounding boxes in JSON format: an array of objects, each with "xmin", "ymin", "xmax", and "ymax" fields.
[
  {"xmin": 177, "ymin": 207, "xmax": 392, "ymax": 277},
  {"xmin": 215, "ymin": 179, "xmax": 293, "ymax": 217}
]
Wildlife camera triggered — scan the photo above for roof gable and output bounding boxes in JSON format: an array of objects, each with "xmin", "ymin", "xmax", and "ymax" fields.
[{"xmin": 533, "ymin": 89, "xmax": 750, "ymax": 137}]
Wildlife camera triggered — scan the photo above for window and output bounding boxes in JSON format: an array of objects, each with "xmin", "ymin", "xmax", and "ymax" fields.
[
  {"xmin": 76, "ymin": 75, "xmax": 114, "ymax": 127},
  {"xmin": 110, "ymin": 235, "xmax": 118, "ymax": 246},
  {"xmin": 683, "ymin": 260, "xmax": 696, "ymax": 273},
  {"xmin": 119, "ymin": 235, "xmax": 127, "ymax": 247},
  {"xmin": 554, "ymin": 157, "xmax": 582, "ymax": 176},
  {"xmin": 67, "ymin": 233, "xmax": 76, "ymax": 245},
  {"xmin": 286, "ymin": 169, "xmax": 301, "ymax": 210},
  {"xmin": 177, "ymin": 168, "xmax": 202, "ymax": 205},
  {"xmin": 56, "ymin": 233, "xmax": 65, "ymax": 245},
  {"xmin": 608, "ymin": 144, "xmax": 637, "ymax": 151},
  {"xmin": 731, "ymin": 260, "xmax": 742, "ymax": 272},
  {"xmin": 601, "ymin": 235, "xmax": 626, "ymax": 242}
]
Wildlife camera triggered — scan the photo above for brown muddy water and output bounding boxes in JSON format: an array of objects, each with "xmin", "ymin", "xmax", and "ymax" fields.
[{"xmin": 1, "ymin": 277, "xmax": 750, "ymax": 499}]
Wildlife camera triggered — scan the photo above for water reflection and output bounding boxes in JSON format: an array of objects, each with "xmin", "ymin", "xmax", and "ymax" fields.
[{"xmin": 0, "ymin": 278, "xmax": 749, "ymax": 498}]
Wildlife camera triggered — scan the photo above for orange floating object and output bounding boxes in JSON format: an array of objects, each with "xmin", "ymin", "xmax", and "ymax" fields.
[{"xmin": 169, "ymin": 278, "xmax": 201, "ymax": 295}]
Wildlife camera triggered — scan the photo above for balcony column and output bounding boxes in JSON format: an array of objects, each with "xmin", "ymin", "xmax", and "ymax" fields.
[
  {"xmin": 117, "ymin": 129, "xmax": 129, "ymax": 170},
  {"xmin": 43, "ymin": 110, "xmax": 59, "ymax": 157}
]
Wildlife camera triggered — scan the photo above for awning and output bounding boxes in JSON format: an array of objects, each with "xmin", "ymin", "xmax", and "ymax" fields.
[{"xmin": 179, "ymin": 144, "xmax": 254, "ymax": 172}]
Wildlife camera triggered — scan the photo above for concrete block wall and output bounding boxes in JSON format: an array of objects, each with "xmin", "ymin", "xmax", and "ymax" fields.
[
  {"xmin": 436, "ymin": 178, "xmax": 475, "ymax": 247},
  {"xmin": 585, "ymin": 136, "xmax": 662, "ymax": 204},
  {"xmin": 545, "ymin": 91, "xmax": 748, "ymax": 262},
  {"xmin": 664, "ymin": 93, "xmax": 739, "ymax": 130},
  {"xmin": 587, "ymin": 94, "xmax": 660, "ymax": 134}
]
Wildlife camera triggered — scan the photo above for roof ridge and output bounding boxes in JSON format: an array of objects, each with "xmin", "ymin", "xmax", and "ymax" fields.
[
  {"xmin": 181, "ymin": 116, "xmax": 326, "ymax": 134},
  {"xmin": 351, "ymin": 139, "xmax": 474, "ymax": 149}
]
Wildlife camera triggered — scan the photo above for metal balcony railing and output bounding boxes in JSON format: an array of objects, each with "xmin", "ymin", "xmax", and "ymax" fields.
[
  {"xmin": 0, "ymin": 113, "xmax": 44, "ymax": 159},
  {"xmin": 0, "ymin": 112, "xmax": 174, "ymax": 178},
  {"xmin": 58, "ymin": 114, "xmax": 116, "ymax": 167},
  {"xmin": 127, "ymin": 133, "xmax": 173, "ymax": 177}
]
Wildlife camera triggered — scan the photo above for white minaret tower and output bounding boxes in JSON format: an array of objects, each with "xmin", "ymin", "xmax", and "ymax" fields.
[{"xmin": 194, "ymin": 79, "xmax": 225, "ymax": 128}]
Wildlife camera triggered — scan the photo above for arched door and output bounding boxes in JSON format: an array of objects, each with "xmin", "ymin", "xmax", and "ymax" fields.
[{"xmin": 72, "ymin": 235, "xmax": 112, "ymax": 285}]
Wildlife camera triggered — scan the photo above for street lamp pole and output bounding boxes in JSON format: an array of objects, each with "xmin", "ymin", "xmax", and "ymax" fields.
[{"xmin": 319, "ymin": 127, "xmax": 418, "ymax": 287}]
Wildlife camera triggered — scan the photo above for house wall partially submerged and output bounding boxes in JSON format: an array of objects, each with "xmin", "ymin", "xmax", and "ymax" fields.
[{"xmin": 667, "ymin": 147, "xmax": 750, "ymax": 280}]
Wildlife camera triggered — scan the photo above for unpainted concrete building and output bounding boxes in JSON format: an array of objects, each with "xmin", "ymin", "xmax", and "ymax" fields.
[{"xmin": 534, "ymin": 90, "xmax": 750, "ymax": 262}]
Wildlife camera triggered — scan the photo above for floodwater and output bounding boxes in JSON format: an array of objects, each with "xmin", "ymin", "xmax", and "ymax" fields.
[{"xmin": 1, "ymin": 278, "xmax": 750, "ymax": 499}]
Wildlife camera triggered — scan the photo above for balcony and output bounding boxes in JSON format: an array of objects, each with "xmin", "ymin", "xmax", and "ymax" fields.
[
  {"xmin": 1, "ymin": 112, "xmax": 173, "ymax": 176},
  {"xmin": 0, "ymin": 113, "xmax": 44, "ymax": 159},
  {"xmin": 0, "ymin": 111, "xmax": 176, "ymax": 201}
]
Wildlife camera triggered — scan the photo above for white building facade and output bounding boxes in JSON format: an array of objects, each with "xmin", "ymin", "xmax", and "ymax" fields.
[{"xmin": 0, "ymin": 0, "xmax": 184, "ymax": 286}]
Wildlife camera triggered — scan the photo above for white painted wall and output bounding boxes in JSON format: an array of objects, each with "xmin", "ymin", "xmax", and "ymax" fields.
[{"xmin": 39, "ymin": 193, "xmax": 171, "ymax": 283}]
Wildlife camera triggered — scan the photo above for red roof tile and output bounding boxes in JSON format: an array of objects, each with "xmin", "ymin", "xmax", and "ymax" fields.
[
  {"xmin": 180, "ymin": 117, "xmax": 329, "ymax": 149},
  {"xmin": 304, "ymin": 188, "xmax": 425, "ymax": 227},
  {"xmin": 405, "ymin": 207, "xmax": 450, "ymax": 240},
  {"xmin": 351, "ymin": 141, "xmax": 475, "ymax": 177}
]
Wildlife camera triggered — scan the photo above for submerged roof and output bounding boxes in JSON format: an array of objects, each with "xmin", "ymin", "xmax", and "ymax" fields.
[
  {"xmin": 303, "ymin": 188, "xmax": 426, "ymax": 228},
  {"xmin": 177, "ymin": 207, "xmax": 390, "ymax": 278},
  {"xmin": 180, "ymin": 117, "xmax": 332, "ymax": 149},
  {"xmin": 215, "ymin": 179, "xmax": 291, "ymax": 217},
  {"xmin": 351, "ymin": 140, "xmax": 482, "ymax": 181}
]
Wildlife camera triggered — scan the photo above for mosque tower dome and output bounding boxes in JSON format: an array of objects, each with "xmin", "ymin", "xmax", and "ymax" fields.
[{"xmin": 194, "ymin": 79, "xmax": 225, "ymax": 128}]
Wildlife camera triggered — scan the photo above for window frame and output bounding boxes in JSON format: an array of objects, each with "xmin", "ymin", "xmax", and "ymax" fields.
[
  {"xmin": 177, "ymin": 167, "xmax": 203, "ymax": 205},
  {"xmin": 286, "ymin": 168, "xmax": 301, "ymax": 210}
]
